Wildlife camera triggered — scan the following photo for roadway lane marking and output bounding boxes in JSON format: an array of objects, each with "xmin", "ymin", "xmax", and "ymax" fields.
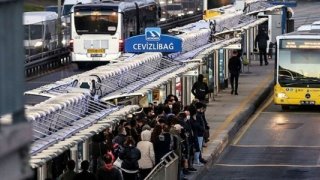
[
  {"xmin": 215, "ymin": 164, "xmax": 320, "ymax": 168},
  {"xmin": 231, "ymin": 90, "xmax": 274, "ymax": 145},
  {"xmin": 208, "ymin": 73, "xmax": 274, "ymax": 142},
  {"xmin": 231, "ymin": 144, "xmax": 320, "ymax": 148}
]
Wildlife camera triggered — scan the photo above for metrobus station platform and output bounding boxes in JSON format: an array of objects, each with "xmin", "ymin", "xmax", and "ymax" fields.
[{"xmin": 188, "ymin": 58, "xmax": 275, "ymax": 180}]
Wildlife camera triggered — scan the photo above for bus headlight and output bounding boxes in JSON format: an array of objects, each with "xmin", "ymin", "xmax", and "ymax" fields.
[
  {"xmin": 34, "ymin": 41, "xmax": 43, "ymax": 47},
  {"xmin": 277, "ymin": 92, "xmax": 288, "ymax": 99}
]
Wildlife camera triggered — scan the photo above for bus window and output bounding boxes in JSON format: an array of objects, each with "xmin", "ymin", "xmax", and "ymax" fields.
[
  {"xmin": 24, "ymin": 25, "xmax": 43, "ymax": 40},
  {"xmin": 74, "ymin": 8, "xmax": 118, "ymax": 35}
]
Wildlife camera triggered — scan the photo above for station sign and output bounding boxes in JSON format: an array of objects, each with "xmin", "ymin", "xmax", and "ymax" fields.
[{"xmin": 125, "ymin": 27, "xmax": 182, "ymax": 53}]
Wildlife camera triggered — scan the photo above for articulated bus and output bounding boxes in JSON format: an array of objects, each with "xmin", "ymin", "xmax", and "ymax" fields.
[
  {"xmin": 70, "ymin": 0, "xmax": 158, "ymax": 68},
  {"xmin": 274, "ymin": 26, "xmax": 320, "ymax": 110}
]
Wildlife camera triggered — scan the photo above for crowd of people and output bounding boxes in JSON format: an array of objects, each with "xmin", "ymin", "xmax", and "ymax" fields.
[{"xmin": 56, "ymin": 92, "xmax": 210, "ymax": 180}]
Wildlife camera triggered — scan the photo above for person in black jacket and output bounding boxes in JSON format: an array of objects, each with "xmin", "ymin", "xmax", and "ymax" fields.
[
  {"xmin": 228, "ymin": 50, "xmax": 242, "ymax": 95},
  {"xmin": 191, "ymin": 74, "xmax": 209, "ymax": 103},
  {"xmin": 74, "ymin": 160, "xmax": 96, "ymax": 180},
  {"xmin": 153, "ymin": 124, "xmax": 177, "ymax": 164},
  {"xmin": 118, "ymin": 136, "xmax": 141, "ymax": 180},
  {"xmin": 255, "ymin": 28, "xmax": 270, "ymax": 66},
  {"xmin": 190, "ymin": 103, "xmax": 205, "ymax": 166}
]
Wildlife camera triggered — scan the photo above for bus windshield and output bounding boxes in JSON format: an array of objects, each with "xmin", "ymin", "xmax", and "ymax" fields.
[
  {"xmin": 278, "ymin": 48, "xmax": 320, "ymax": 87},
  {"xmin": 24, "ymin": 25, "xmax": 43, "ymax": 40},
  {"xmin": 74, "ymin": 7, "xmax": 118, "ymax": 35}
]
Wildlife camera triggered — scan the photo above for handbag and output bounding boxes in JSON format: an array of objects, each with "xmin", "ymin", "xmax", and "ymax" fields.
[{"xmin": 113, "ymin": 157, "xmax": 123, "ymax": 168}]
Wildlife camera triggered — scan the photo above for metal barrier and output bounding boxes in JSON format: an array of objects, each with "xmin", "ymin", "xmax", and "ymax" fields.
[
  {"xmin": 145, "ymin": 151, "xmax": 179, "ymax": 180},
  {"xmin": 25, "ymin": 48, "xmax": 70, "ymax": 77}
]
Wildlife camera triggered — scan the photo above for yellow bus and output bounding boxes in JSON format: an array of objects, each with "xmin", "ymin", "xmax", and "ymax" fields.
[{"xmin": 274, "ymin": 25, "xmax": 320, "ymax": 110}]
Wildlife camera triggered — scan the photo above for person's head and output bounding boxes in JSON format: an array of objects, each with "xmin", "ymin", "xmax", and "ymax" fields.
[
  {"xmin": 173, "ymin": 124, "xmax": 184, "ymax": 133},
  {"xmin": 142, "ymin": 124, "xmax": 151, "ymax": 131},
  {"xmin": 80, "ymin": 160, "xmax": 90, "ymax": 171},
  {"xmin": 172, "ymin": 102, "xmax": 181, "ymax": 115},
  {"xmin": 232, "ymin": 50, "xmax": 238, "ymax": 57},
  {"xmin": 66, "ymin": 160, "xmax": 75, "ymax": 171},
  {"xmin": 198, "ymin": 74, "xmax": 204, "ymax": 82},
  {"xmin": 124, "ymin": 136, "xmax": 136, "ymax": 147},
  {"xmin": 118, "ymin": 125, "xmax": 127, "ymax": 136},
  {"xmin": 195, "ymin": 102, "xmax": 204, "ymax": 112},
  {"xmin": 103, "ymin": 153, "xmax": 113, "ymax": 165},
  {"xmin": 188, "ymin": 104, "xmax": 197, "ymax": 116},
  {"xmin": 141, "ymin": 129, "xmax": 152, "ymax": 141}
]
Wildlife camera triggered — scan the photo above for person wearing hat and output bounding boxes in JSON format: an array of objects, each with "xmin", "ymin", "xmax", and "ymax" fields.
[{"xmin": 74, "ymin": 160, "xmax": 96, "ymax": 180}]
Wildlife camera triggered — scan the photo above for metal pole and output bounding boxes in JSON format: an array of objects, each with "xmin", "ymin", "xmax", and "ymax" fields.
[
  {"xmin": 171, "ymin": 78, "xmax": 176, "ymax": 96},
  {"xmin": 58, "ymin": 0, "xmax": 62, "ymax": 48},
  {"xmin": 83, "ymin": 139, "xmax": 90, "ymax": 161}
]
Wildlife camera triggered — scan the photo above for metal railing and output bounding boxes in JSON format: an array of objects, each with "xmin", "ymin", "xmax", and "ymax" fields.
[
  {"xmin": 145, "ymin": 151, "xmax": 179, "ymax": 180},
  {"xmin": 25, "ymin": 47, "xmax": 70, "ymax": 77}
]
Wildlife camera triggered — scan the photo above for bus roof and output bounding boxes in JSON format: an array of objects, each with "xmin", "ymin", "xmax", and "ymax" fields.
[
  {"xmin": 72, "ymin": 0, "xmax": 156, "ymax": 12},
  {"xmin": 277, "ymin": 29, "xmax": 320, "ymax": 40},
  {"xmin": 24, "ymin": 11, "xmax": 58, "ymax": 25}
]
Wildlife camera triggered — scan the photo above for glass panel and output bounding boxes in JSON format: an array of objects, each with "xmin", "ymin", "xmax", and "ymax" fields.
[
  {"xmin": 24, "ymin": 25, "xmax": 43, "ymax": 40},
  {"xmin": 74, "ymin": 7, "xmax": 118, "ymax": 35},
  {"xmin": 278, "ymin": 48, "xmax": 320, "ymax": 87}
]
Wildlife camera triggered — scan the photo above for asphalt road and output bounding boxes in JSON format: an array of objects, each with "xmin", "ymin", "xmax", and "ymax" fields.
[{"xmin": 201, "ymin": 96, "xmax": 320, "ymax": 179}]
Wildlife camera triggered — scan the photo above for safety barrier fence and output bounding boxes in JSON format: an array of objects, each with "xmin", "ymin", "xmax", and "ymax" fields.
[{"xmin": 145, "ymin": 151, "xmax": 179, "ymax": 180}]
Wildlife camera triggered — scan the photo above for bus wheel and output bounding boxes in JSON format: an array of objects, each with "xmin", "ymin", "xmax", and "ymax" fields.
[{"xmin": 281, "ymin": 105, "xmax": 290, "ymax": 111}]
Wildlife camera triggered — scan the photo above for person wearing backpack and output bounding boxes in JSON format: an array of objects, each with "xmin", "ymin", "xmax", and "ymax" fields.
[
  {"xmin": 153, "ymin": 124, "xmax": 177, "ymax": 164},
  {"xmin": 191, "ymin": 74, "xmax": 209, "ymax": 103}
]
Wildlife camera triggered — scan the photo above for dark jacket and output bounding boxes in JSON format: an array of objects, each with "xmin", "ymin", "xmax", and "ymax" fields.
[
  {"xmin": 228, "ymin": 56, "xmax": 241, "ymax": 75},
  {"xmin": 96, "ymin": 167, "xmax": 123, "ymax": 180},
  {"xmin": 255, "ymin": 31, "xmax": 269, "ymax": 50},
  {"xmin": 191, "ymin": 81, "xmax": 209, "ymax": 101},
  {"xmin": 153, "ymin": 132, "xmax": 177, "ymax": 164},
  {"xmin": 74, "ymin": 171, "xmax": 96, "ymax": 180},
  {"xmin": 191, "ymin": 113, "xmax": 205, "ymax": 138},
  {"xmin": 119, "ymin": 145, "xmax": 141, "ymax": 171}
]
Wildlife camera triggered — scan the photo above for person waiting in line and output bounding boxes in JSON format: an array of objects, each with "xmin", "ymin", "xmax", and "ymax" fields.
[
  {"xmin": 59, "ymin": 160, "xmax": 76, "ymax": 180},
  {"xmin": 73, "ymin": 160, "xmax": 96, "ymax": 180},
  {"xmin": 136, "ymin": 130, "xmax": 155, "ymax": 180},
  {"xmin": 153, "ymin": 123, "xmax": 177, "ymax": 164},
  {"xmin": 228, "ymin": 50, "xmax": 242, "ymax": 95},
  {"xmin": 96, "ymin": 154, "xmax": 123, "ymax": 180},
  {"xmin": 191, "ymin": 74, "xmax": 209, "ymax": 103},
  {"xmin": 190, "ymin": 103, "xmax": 205, "ymax": 167},
  {"xmin": 118, "ymin": 136, "xmax": 141, "ymax": 180},
  {"xmin": 255, "ymin": 28, "xmax": 270, "ymax": 66}
]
